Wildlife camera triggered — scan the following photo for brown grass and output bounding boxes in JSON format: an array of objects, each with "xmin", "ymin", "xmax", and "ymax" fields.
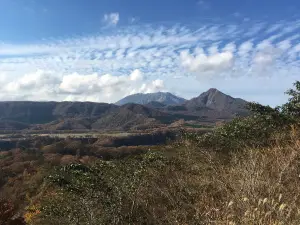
[
  {"xmin": 27, "ymin": 126, "xmax": 300, "ymax": 225},
  {"xmin": 128, "ymin": 127, "xmax": 300, "ymax": 224}
]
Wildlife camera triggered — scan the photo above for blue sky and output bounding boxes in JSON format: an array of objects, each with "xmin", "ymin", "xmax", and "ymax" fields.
[{"xmin": 0, "ymin": 0, "xmax": 299, "ymax": 106}]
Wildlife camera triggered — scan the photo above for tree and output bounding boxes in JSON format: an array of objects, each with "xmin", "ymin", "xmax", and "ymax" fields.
[{"xmin": 282, "ymin": 81, "xmax": 300, "ymax": 118}]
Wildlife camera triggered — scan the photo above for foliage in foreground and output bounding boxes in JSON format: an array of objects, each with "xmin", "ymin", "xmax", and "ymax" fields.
[
  {"xmin": 28, "ymin": 126, "xmax": 300, "ymax": 225},
  {"xmin": 32, "ymin": 152, "xmax": 171, "ymax": 225}
]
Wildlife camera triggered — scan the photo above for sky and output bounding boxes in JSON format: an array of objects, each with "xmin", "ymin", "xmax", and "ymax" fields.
[{"xmin": 0, "ymin": 0, "xmax": 299, "ymax": 106}]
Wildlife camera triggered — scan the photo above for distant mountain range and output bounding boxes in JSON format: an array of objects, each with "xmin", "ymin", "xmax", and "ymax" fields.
[
  {"xmin": 0, "ymin": 89, "xmax": 250, "ymax": 131},
  {"xmin": 115, "ymin": 92, "xmax": 186, "ymax": 106}
]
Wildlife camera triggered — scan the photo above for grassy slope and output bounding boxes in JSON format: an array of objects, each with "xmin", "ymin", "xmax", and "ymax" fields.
[{"xmin": 20, "ymin": 126, "xmax": 300, "ymax": 225}]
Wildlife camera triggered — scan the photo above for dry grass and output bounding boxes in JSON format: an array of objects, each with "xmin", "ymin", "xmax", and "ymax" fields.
[
  {"xmin": 30, "ymin": 127, "xmax": 300, "ymax": 225},
  {"xmin": 128, "ymin": 127, "xmax": 300, "ymax": 225}
]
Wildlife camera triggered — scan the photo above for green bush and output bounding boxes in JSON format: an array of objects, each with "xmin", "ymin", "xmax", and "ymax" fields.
[
  {"xmin": 282, "ymin": 81, "xmax": 300, "ymax": 118},
  {"xmin": 36, "ymin": 152, "xmax": 168, "ymax": 225}
]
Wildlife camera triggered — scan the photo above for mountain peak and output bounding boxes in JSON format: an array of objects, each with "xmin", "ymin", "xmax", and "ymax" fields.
[
  {"xmin": 184, "ymin": 88, "xmax": 248, "ymax": 113},
  {"xmin": 206, "ymin": 88, "xmax": 219, "ymax": 93},
  {"xmin": 115, "ymin": 92, "xmax": 186, "ymax": 106}
]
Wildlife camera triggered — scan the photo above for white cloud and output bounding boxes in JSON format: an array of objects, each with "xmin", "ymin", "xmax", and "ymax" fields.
[
  {"xmin": 0, "ymin": 19, "xmax": 299, "ymax": 104},
  {"xmin": 4, "ymin": 70, "xmax": 60, "ymax": 94},
  {"xmin": 256, "ymin": 40, "xmax": 272, "ymax": 50},
  {"xmin": 0, "ymin": 69, "xmax": 164, "ymax": 102},
  {"xmin": 207, "ymin": 44, "xmax": 219, "ymax": 55},
  {"xmin": 131, "ymin": 79, "xmax": 164, "ymax": 95},
  {"xmin": 238, "ymin": 41, "xmax": 253, "ymax": 56},
  {"xmin": 223, "ymin": 42, "xmax": 236, "ymax": 53},
  {"xmin": 180, "ymin": 50, "xmax": 234, "ymax": 78},
  {"xmin": 291, "ymin": 43, "xmax": 300, "ymax": 53},
  {"xmin": 129, "ymin": 69, "xmax": 143, "ymax": 81},
  {"xmin": 277, "ymin": 40, "xmax": 291, "ymax": 50},
  {"xmin": 103, "ymin": 13, "xmax": 119, "ymax": 26},
  {"xmin": 253, "ymin": 52, "xmax": 274, "ymax": 68}
]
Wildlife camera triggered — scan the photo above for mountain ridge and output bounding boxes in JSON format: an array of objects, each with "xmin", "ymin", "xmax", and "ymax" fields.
[
  {"xmin": 0, "ymin": 88, "xmax": 251, "ymax": 131},
  {"xmin": 115, "ymin": 92, "xmax": 186, "ymax": 106}
]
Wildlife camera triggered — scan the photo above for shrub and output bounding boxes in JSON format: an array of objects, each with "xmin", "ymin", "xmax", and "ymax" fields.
[
  {"xmin": 198, "ymin": 114, "xmax": 292, "ymax": 152},
  {"xmin": 35, "ymin": 153, "xmax": 166, "ymax": 225},
  {"xmin": 282, "ymin": 81, "xmax": 300, "ymax": 118}
]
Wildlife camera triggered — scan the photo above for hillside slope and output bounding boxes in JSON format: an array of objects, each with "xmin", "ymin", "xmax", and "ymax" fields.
[
  {"xmin": 181, "ymin": 88, "xmax": 249, "ymax": 118},
  {"xmin": 0, "ymin": 102, "xmax": 118, "ymax": 124}
]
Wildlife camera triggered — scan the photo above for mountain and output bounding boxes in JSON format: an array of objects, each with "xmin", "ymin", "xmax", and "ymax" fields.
[
  {"xmin": 91, "ymin": 108, "xmax": 162, "ymax": 131},
  {"xmin": 0, "ymin": 89, "xmax": 250, "ymax": 131},
  {"xmin": 0, "ymin": 101, "xmax": 171, "ymax": 131},
  {"xmin": 120, "ymin": 103, "xmax": 168, "ymax": 117},
  {"xmin": 0, "ymin": 101, "xmax": 118, "ymax": 124},
  {"xmin": 38, "ymin": 103, "xmax": 168, "ymax": 131},
  {"xmin": 145, "ymin": 101, "xmax": 166, "ymax": 108},
  {"xmin": 115, "ymin": 92, "xmax": 186, "ymax": 106},
  {"xmin": 0, "ymin": 101, "xmax": 118, "ymax": 130},
  {"xmin": 183, "ymin": 88, "xmax": 249, "ymax": 117}
]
